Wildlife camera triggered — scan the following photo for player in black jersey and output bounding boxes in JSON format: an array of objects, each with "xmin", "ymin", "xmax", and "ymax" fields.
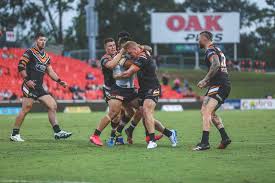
[
  {"xmin": 114, "ymin": 41, "xmax": 177, "ymax": 149},
  {"xmin": 193, "ymin": 31, "xmax": 231, "ymax": 151},
  {"xmin": 10, "ymin": 32, "xmax": 72, "ymax": 142},
  {"xmin": 90, "ymin": 38, "xmax": 127, "ymax": 146}
]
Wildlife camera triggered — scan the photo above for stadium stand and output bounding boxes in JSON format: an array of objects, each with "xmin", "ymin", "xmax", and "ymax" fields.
[{"xmin": 0, "ymin": 48, "xmax": 184, "ymax": 100}]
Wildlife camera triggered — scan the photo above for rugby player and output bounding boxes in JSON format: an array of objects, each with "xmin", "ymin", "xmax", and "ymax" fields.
[
  {"xmin": 90, "ymin": 38, "xmax": 127, "ymax": 146},
  {"xmin": 193, "ymin": 31, "xmax": 231, "ymax": 151},
  {"xmin": 10, "ymin": 32, "xmax": 72, "ymax": 142},
  {"xmin": 113, "ymin": 41, "xmax": 177, "ymax": 149}
]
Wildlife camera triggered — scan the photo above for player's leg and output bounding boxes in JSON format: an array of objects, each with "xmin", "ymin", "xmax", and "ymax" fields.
[
  {"xmin": 90, "ymin": 99, "xmax": 122, "ymax": 146},
  {"xmin": 10, "ymin": 97, "xmax": 34, "ymax": 142},
  {"xmin": 125, "ymin": 107, "xmax": 142, "ymax": 144},
  {"xmin": 193, "ymin": 96, "xmax": 218, "ymax": 151},
  {"xmin": 115, "ymin": 96, "xmax": 139, "ymax": 144},
  {"xmin": 115, "ymin": 106, "xmax": 133, "ymax": 141},
  {"xmin": 39, "ymin": 95, "xmax": 72, "ymax": 139},
  {"xmin": 212, "ymin": 111, "xmax": 231, "ymax": 149},
  {"xmin": 153, "ymin": 119, "xmax": 177, "ymax": 147},
  {"xmin": 110, "ymin": 116, "xmax": 120, "ymax": 139},
  {"xmin": 143, "ymin": 99, "xmax": 157, "ymax": 149},
  {"xmin": 106, "ymin": 115, "xmax": 120, "ymax": 147}
]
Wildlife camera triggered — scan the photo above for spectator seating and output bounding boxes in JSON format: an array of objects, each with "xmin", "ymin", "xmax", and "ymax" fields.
[{"xmin": 0, "ymin": 48, "xmax": 185, "ymax": 100}]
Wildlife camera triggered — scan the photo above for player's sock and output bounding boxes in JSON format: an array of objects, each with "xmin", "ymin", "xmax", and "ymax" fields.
[
  {"xmin": 110, "ymin": 122, "xmax": 117, "ymax": 138},
  {"xmin": 163, "ymin": 128, "xmax": 172, "ymax": 137},
  {"xmin": 149, "ymin": 133, "xmax": 155, "ymax": 142},
  {"xmin": 117, "ymin": 114, "xmax": 131, "ymax": 134},
  {"xmin": 127, "ymin": 121, "xmax": 136, "ymax": 134},
  {"xmin": 218, "ymin": 128, "xmax": 229, "ymax": 140},
  {"xmin": 145, "ymin": 130, "xmax": 149, "ymax": 136},
  {"xmin": 53, "ymin": 125, "xmax": 61, "ymax": 133},
  {"xmin": 116, "ymin": 123, "xmax": 125, "ymax": 134},
  {"xmin": 12, "ymin": 128, "xmax": 20, "ymax": 136},
  {"xmin": 93, "ymin": 129, "xmax": 101, "ymax": 136},
  {"xmin": 201, "ymin": 131, "xmax": 209, "ymax": 144}
]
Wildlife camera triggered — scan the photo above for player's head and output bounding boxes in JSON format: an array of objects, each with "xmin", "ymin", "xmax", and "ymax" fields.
[
  {"xmin": 199, "ymin": 31, "xmax": 213, "ymax": 49},
  {"xmin": 118, "ymin": 36, "xmax": 132, "ymax": 48},
  {"xmin": 104, "ymin": 37, "xmax": 116, "ymax": 55},
  {"xmin": 123, "ymin": 41, "xmax": 141, "ymax": 58},
  {"xmin": 117, "ymin": 31, "xmax": 131, "ymax": 48},
  {"xmin": 35, "ymin": 32, "xmax": 47, "ymax": 50}
]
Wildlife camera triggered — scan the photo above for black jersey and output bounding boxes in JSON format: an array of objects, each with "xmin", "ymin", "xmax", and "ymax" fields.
[
  {"xmin": 204, "ymin": 45, "xmax": 230, "ymax": 86},
  {"xmin": 100, "ymin": 54, "xmax": 116, "ymax": 88},
  {"xmin": 18, "ymin": 47, "xmax": 51, "ymax": 87},
  {"xmin": 133, "ymin": 53, "xmax": 160, "ymax": 90}
]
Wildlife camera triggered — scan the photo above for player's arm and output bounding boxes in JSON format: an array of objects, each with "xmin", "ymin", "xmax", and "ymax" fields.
[
  {"xmin": 113, "ymin": 64, "xmax": 140, "ymax": 79},
  {"xmin": 18, "ymin": 51, "xmax": 36, "ymax": 89},
  {"xmin": 104, "ymin": 49, "xmax": 125, "ymax": 69},
  {"xmin": 46, "ymin": 65, "xmax": 67, "ymax": 88},
  {"xmin": 197, "ymin": 54, "xmax": 220, "ymax": 89}
]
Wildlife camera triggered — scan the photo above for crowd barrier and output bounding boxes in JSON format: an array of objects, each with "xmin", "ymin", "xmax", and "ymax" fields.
[{"xmin": 0, "ymin": 98, "xmax": 274, "ymax": 115}]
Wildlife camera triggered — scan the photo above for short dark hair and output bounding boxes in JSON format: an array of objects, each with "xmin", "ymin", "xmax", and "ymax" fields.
[
  {"xmin": 118, "ymin": 36, "xmax": 132, "ymax": 47},
  {"xmin": 117, "ymin": 31, "xmax": 130, "ymax": 39},
  {"xmin": 104, "ymin": 37, "xmax": 115, "ymax": 45},
  {"xmin": 200, "ymin": 31, "xmax": 213, "ymax": 41},
  {"xmin": 35, "ymin": 32, "xmax": 45, "ymax": 40}
]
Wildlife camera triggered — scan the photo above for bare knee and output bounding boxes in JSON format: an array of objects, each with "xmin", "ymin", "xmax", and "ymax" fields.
[
  {"xmin": 21, "ymin": 104, "xmax": 33, "ymax": 115},
  {"xmin": 108, "ymin": 108, "xmax": 120, "ymax": 119},
  {"xmin": 48, "ymin": 102, "xmax": 57, "ymax": 112},
  {"xmin": 201, "ymin": 107, "xmax": 212, "ymax": 119}
]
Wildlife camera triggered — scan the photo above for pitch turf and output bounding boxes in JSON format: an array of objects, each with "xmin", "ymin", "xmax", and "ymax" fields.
[{"xmin": 0, "ymin": 110, "xmax": 275, "ymax": 183}]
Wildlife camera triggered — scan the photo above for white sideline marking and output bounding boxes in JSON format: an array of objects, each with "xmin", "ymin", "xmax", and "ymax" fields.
[{"xmin": 0, "ymin": 180, "xmax": 93, "ymax": 183}]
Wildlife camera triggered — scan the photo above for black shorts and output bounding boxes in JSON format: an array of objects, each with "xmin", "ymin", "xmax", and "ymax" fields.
[
  {"xmin": 138, "ymin": 87, "xmax": 161, "ymax": 106},
  {"xmin": 22, "ymin": 83, "xmax": 48, "ymax": 100},
  {"xmin": 111, "ymin": 85, "xmax": 138, "ymax": 103},
  {"xmin": 103, "ymin": 86, "xmax": 112, "ymax": 103},
  {"xmin": 205, "ymin": 84, "xmax": 231, "ymax": 104}
]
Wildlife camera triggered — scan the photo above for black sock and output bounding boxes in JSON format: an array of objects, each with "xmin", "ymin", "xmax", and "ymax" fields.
[
  {"xmin": 110, "ymin": 122, "xmax": 117, "ymax": 138},
  {"xmin": 145, "ymin": 130, "xmax": 149, "ymax": 136},
  {"xmin": 127, "ymin": 121, "xmax": 136, "ymax": 133},
  {"xmin": 94, "ymin": 129, "xmax": 101, "ymax": 136},
  {"xmin": 219, "ymin": 128, "xmax": 229, "ymax": 140},
  {"xmin": 163, "ymin": 128, "xmax": 172, "ymax": 137},
  {"xmin": 149, "ymin": 133, "xmax": 155, "ymax": 142},
  {"xmin": 110, "ymin": 130, "xmax": 116, "ymax": 138},
  {"xmin": 116, "ymin": 123, "xmax": 125, "ymax": 134},
  {"xmin": 12, "ymin": 128, "xmax": 20, "ymax": 136},
  {"xmin": 53, "ymin": 125, "xmax": 61, "ymax": 133},
  {"xmin": 201, "ymin": 131, "xmax": 209, "ymax": 144},
  {"xmin": 116, "ymin": 115, "xmax": 131, "ymax": 134}
]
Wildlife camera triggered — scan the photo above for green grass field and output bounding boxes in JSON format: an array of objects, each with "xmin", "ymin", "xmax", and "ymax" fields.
[{"xmin": 1, "ymin": 111, "xmax": 275, "ymax": 183}]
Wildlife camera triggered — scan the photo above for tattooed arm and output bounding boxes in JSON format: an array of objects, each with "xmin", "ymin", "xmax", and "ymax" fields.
[{"xmin": 197, "ymin": 54, "xmax": 220, "ymax": 89}]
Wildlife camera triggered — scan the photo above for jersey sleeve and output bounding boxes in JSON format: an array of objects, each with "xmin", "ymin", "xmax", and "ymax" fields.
[
  {"xmin": 18, "ymin": 49, "xmax": 31, "ymax": 72},
  {"xmin": 100, "ymin": 56, "xmax": 111, "ymax": 68},
  {"xmin": 46, "ymin": 56, "xmax": 51, "ymax": 66},
  {"xmin": 133, "ymin": 56, "xmax": 146, "ymax": 69},
  {"xmin": 206, "ymin": 49, "xmax": 217, "ymax": 61}
]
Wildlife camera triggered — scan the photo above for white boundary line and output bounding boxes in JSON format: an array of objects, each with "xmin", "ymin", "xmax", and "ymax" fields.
[{"xmin": 0, "ymin": 180, "xmax": 93, "ymax": 183}]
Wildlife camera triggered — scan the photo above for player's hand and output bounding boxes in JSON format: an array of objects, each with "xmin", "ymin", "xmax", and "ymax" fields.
[
  {"xmin": 119, "ymin": 48, "xmax": 125, "ymax": 54},
  {"xmin": 26, "ymin": 80, "xmax": 36, "ymax": 89},
  {"xmin": 59, "ymin": 80, "xmax": 67, "ymax": 88},
  {"xmin": 197, "ymin": 79, "xmax": 208, "ymax": 89}
]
